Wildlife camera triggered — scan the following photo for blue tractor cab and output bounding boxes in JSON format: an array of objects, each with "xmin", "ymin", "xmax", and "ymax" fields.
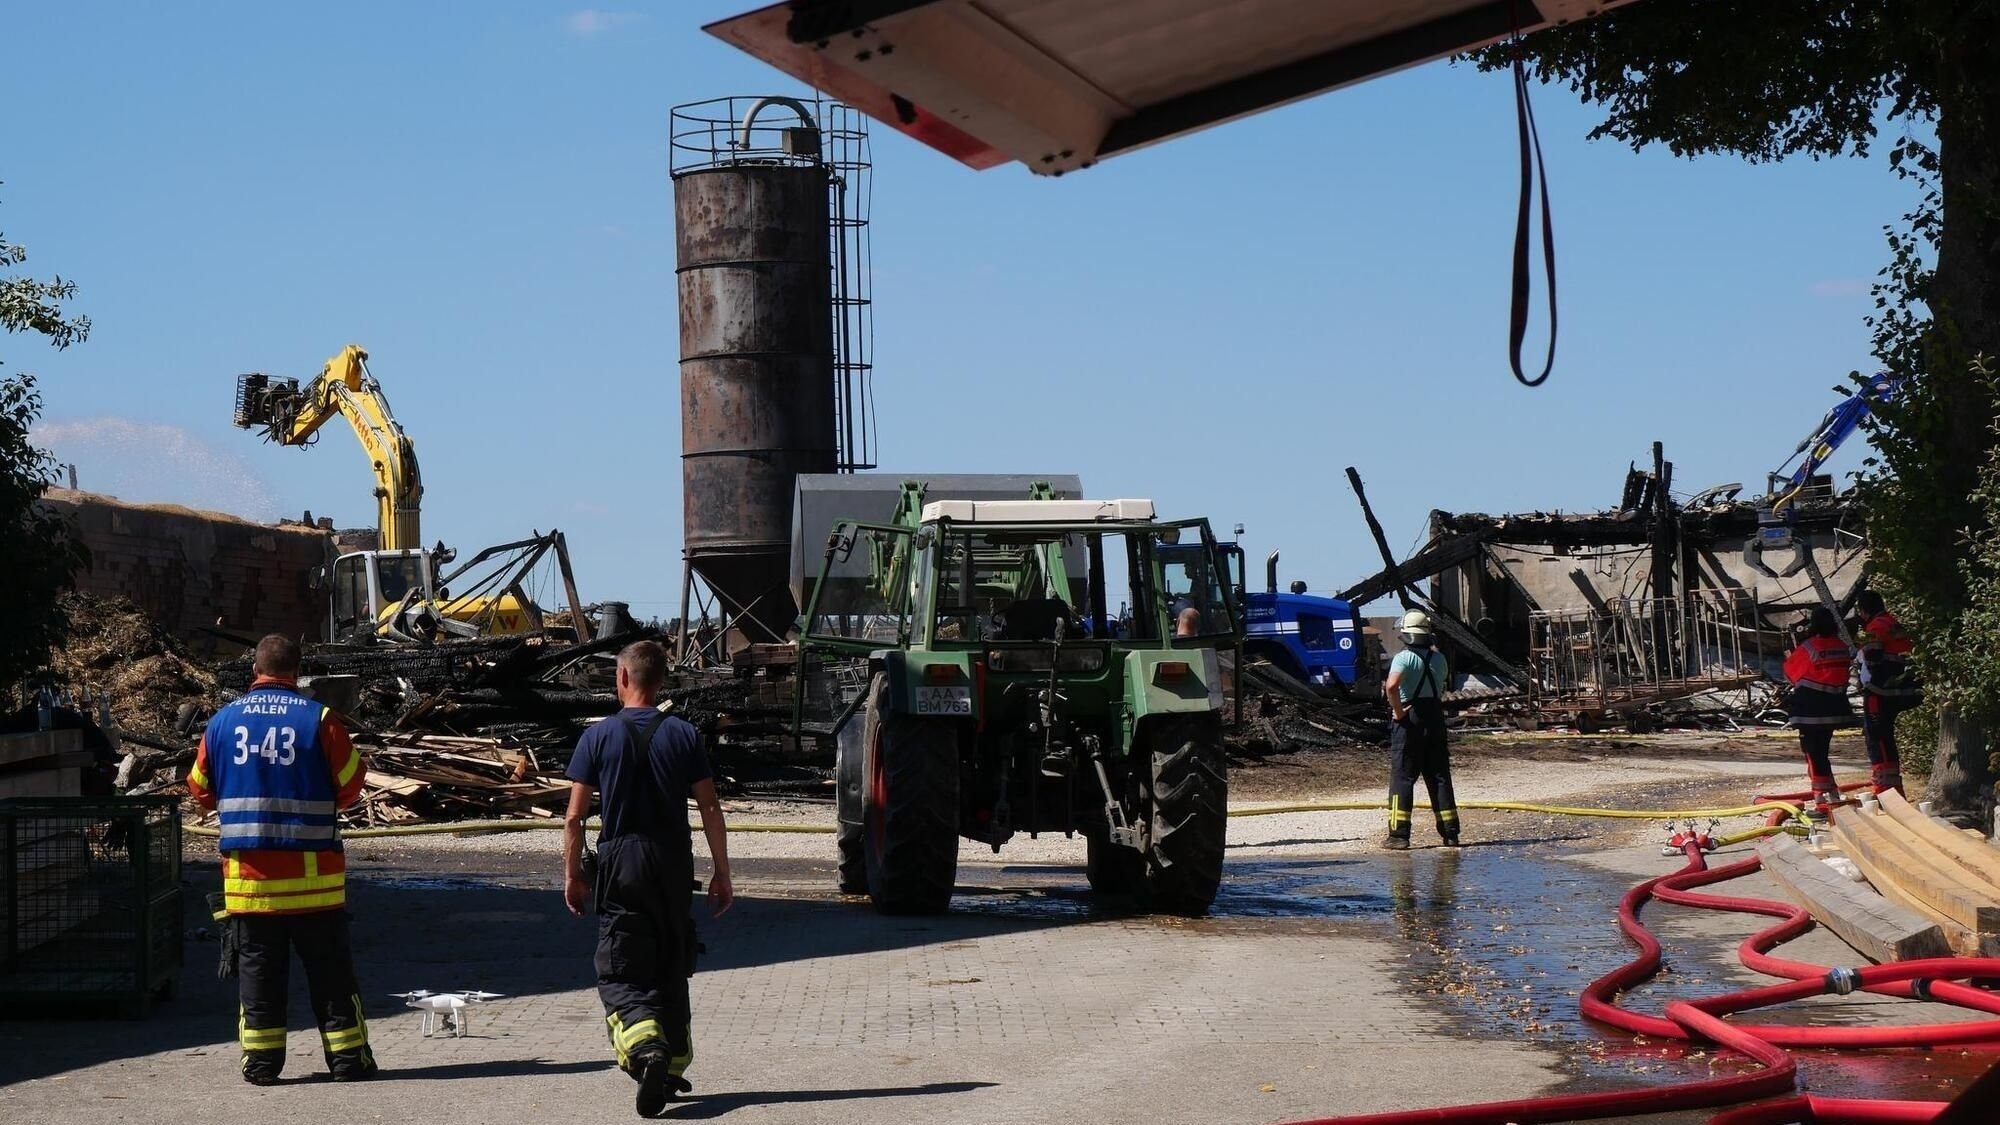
[{"xmin": 1161, "ymin": 539, "xmax": 1379, "ymax": 696}]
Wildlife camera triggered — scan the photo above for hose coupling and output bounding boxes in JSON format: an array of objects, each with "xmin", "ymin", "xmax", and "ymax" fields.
[
  {"xmin": 1825, "ymin": 967, "xmax": 1861, "ymax": 995},
  {"xmin": 1910, "ymin": 977, "xmax": 1934, "ymax": 1001}
]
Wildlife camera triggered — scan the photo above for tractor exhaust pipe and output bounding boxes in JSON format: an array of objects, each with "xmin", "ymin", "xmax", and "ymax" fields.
[{"xmin": 1266, "ymin": 550, "xmax": 1280, "ymax": 595}]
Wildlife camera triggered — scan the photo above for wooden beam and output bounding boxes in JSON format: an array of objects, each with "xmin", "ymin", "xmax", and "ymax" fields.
[
  {"xmin": 1853, "ymin": 804, "xmax": 2000, "ymax": 911},
  {"xmin": 1832, "ymin": 813, "xmax": 2000, "ymax": 938},
  {"xmin": 1827, "ymin": 820, "xmax": 1997, "ymax": 956},
  {"xmin": 1335, "ymin": 527, "xmax": 1492, "ymax": 607},
  {"xmin": 1346, "ymin": 467, "xmax": 1415, "ymax": 613},
  {"xmin": 1878, "ymin": 790, "xmax": 2000, "ymax": 896},
  {"xmin": 1756, "ymin": 833, "xmax": 1948, "ymax": 963}
]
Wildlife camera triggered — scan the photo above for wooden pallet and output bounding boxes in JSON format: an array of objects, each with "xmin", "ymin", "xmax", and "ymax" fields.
[{"xmin": 1757, "ymin": 833, "xmax": 1949, "ymax": 963}]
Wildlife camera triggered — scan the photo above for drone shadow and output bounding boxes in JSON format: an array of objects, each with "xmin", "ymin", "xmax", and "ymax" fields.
[
  {"xmin": 661, "ymin": 1080, "xmax": 996, "ymax": 1118},
  {"xmin": 389, "ymin": 1057, "xmax": 612, "ymax": 1081}
]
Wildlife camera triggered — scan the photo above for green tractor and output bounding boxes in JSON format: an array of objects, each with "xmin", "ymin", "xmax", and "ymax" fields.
[{"xmin": 796, "ymin": 485, "xmax": 1237, "ymax": 916}]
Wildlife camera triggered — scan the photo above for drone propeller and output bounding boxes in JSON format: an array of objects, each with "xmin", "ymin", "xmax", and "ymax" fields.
[
  {"xmin": 390, "ymin": 990, "xmax": 433, "ymax": 1000},
  {"xmin": 456, "ymin": 990, "xmax": 504, "ymax": 1002}
]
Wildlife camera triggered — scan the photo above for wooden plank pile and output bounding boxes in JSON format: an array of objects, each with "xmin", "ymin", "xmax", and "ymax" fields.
[
  {"xmin": 1813, "ymin": 791, "xmax": 2000, "ymax": 958},
  {"xmin": 348, "ymin": 732, "xmax": 573, "ymax": 826}
]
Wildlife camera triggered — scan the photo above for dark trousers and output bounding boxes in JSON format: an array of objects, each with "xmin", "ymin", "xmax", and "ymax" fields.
[
  {"xmin": 595, "ymin": 836, "xmax": 695, "ymax": 1078},
  {"xmin": 1796, "ymin": 725, "xmax": 1837, "ymax": 793},
  {"xmin": 1863, "ymin": 692, "xmax": 1915, "ymax": 790},
  {"xmin": 236, "ymin": 909, "xmax": 375, "ymax": 1078},
  {"xmin": 1388, "ymin": 701, "xmax": 1458, "ymax": 840}
]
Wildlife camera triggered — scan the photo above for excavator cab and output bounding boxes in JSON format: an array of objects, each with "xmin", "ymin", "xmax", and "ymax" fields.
[{"xmin": 327, "ymin": 549, "xmax": 439, "ymax": 641}]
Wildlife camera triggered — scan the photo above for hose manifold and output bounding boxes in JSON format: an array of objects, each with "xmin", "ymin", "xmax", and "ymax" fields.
[{"xmin": 1824, "ymin": 967, "xmax": 1861, "ymax": 996}]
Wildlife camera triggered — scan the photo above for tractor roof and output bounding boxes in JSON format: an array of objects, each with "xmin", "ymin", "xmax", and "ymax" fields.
[
  {"xmin": 921, "ymin": 498, "xmax": 1157, "ymax": 524},
  {"xmin": 705, "ymin": 0, "xmax": 1637, "ymax": 176}
]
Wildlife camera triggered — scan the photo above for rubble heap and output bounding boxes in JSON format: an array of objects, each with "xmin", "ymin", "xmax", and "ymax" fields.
[{"xmin": 44, "ymin": 593, "xmax": 228, "ymax": 742}]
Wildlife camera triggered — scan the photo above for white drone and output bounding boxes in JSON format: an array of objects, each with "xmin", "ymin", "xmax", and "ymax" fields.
[{"xmin": 389, "ymin": 990, "xmax": 504, "ymax": 1037}]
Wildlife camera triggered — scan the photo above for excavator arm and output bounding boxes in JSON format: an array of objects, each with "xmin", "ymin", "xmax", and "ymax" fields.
[{"xmin": 234, "ymin": 345, "xmax": 424, "ymax": 550}]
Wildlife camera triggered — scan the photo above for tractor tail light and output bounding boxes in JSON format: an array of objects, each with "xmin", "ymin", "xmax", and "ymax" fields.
[
  {"xmin": 924, "ymin": 664, "xmax": 961, "ymax": 683},
  {"xmin": 1156, "ymin": 661, "xmax": 1190, "ymax": 683}
]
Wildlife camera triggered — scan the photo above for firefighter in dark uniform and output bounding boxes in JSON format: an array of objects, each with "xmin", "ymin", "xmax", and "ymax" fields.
[
  {"xmin": 1853, "ymin": 590, "xmax": 1921, "ymax": 796},
  {"xmin": 1783, "ymin": 607, "xmax": 1855, "ymax": 806},
  {"xmin": 1384, "ymin": 610, "xmax": 1460, "ymax": 849},
  {"xmin": 564, "ymin": 640, "xmax": 733, "ymax": 1117},
  {"xmin": 187, "ymin": 635, "xmax": 377, "ymax": 1085}
]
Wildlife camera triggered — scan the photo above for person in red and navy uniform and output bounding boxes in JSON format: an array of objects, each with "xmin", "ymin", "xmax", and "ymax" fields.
[
  {"xmin": 188, "ymin": 635, "xmax": 376, "ymax": 1085},
  {"xmin": 1852, "ymin": 590, "xmax": 1921, "ymax": 795},
  {"xmin": 1783, "ymin": 607, "xmax": 1854, "ymax": 806}
]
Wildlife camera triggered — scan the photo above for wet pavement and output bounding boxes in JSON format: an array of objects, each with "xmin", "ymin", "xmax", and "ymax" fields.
[{"xmin": 5, "ymin": 808, "xmax": 1997, "ymax": 1123}]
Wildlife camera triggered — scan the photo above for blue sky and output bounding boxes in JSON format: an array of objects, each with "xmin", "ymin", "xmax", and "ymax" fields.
[{"xmin": 3, "ymin": 3, "xmax": 1917, "ymax": 615}]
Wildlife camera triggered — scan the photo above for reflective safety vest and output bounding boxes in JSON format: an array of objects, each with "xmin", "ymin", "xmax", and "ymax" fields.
[
  {"xmin": 1785, "ymin": 636, "xmax": 1852, "ymax": 692},
  {"xmin": 204, "ymin": 685, "xmax": 342, "ymax": 852},
  {"xmin": 1784, "ymin": 635, "xmax": 1854, "ymax": 727},
  {"xmin": 1858, "ymin": 612, "xmax": 1921, "ymax": 698},
  {"xmin": 1858, "ymin": 612, "xmax": 1915, "ymax": 658}
]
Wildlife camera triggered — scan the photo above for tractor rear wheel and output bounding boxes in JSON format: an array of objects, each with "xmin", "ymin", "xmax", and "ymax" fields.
[
  {"xmin": 861, "ymin": 675, "xmax": 960, "ymax": 914},
  {"xmin": 1141, "ymin": 718, "xmax": 1228, "ymax": 917},
  {"xmin": 834, "ymin": 701, "xmax": 868, "ymax": 894}
]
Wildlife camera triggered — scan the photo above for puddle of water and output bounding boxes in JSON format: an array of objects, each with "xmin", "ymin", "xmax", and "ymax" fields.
[{"xmin": 368, "ymin": 874, "xmax": 510, "ymax": 892}]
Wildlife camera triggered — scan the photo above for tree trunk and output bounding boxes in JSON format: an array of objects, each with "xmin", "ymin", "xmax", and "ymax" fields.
[
  {"xmin": 1914, "ymin": 41, "xmax": 2000, "ymax": 821},
  {"xmin": 1927, "ymin": 703, "xmax": 1993, "ymax": 830}
]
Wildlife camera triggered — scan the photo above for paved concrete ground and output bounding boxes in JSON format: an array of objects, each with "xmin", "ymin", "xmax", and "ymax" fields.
[{"xmin": 5, "ymin": 738, "xmax": 1994, "ymax": 1124}]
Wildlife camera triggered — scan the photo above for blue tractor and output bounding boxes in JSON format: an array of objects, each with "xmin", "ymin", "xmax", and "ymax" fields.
[{"xmin": 1160, "ymin": 539, "xmax": 1380, "ymax": 697}]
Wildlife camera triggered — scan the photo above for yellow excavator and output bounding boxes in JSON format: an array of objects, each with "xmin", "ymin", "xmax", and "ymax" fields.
[{"xmin": 234, "ymin": 345, "xmax": 583, "ymax": 643}]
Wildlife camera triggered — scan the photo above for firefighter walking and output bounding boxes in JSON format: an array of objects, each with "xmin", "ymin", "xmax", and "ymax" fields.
[
  {"xmin": 1783, "ymin": 607, "xmax": 1855, "ymax": 806},
  {"xmin": 564, "ymin": 641, "xmax": 734, "ymax": 1117},
  {"xmin": 1384, "ymin": 610, "xmax": 1461, "ymax": 849},
  {"xmin": 188, "ymin": 635, "xmax": 377, "ymax": 1084},
  {"xmin": 1853, "ymin": 590, "xmax": 1921, "ymax": 796}
]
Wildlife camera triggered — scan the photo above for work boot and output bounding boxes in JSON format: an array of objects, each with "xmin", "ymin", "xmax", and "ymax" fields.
[
  {"xmin": 1873, "ymin": 772, "xmax": 1904, "ymax": 797},
  {"xmin": 1382, "ymin": 835, "xmax": 1410, "ymax": 851},
  {"xmin": 1440, "ymin": 834, "xmax": 1462, "ymax": 848},
  {"xmin": 241, "ymin": 1050, "xmax": 283, "ymax": 1087},
  {"xmin": 635, "ymin": 1050, "xmax": 674, "ymax": 1117}
]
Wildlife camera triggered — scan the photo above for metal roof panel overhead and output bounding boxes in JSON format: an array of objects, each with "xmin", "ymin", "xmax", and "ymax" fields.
[{"xmin": 705, "ymin": 0, "xmax": 1637, "ymax": 175}]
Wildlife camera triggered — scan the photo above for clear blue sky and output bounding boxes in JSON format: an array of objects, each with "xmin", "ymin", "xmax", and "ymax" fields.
[{"xmin": 3, "ymin": 3, "xmax": 1915, "ymax": 615}]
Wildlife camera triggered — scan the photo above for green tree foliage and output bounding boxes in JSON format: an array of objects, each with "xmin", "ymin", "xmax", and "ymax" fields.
[
  {"xmin": 1476, "ymin": 1, "xmax": 2000, "ymax": 817},
  {"xmin": 1, "ymin": 204, "xmax": 90, "ymax": 693}
]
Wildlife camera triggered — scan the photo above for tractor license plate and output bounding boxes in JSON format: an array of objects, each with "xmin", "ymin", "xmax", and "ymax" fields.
[{"xmin": 914, "ymin": 686, "xmax": 973, "ymax": 715}]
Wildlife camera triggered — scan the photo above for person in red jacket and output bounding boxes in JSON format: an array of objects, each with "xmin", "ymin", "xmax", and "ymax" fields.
[
  {"xmin": 188, "ymin": 635, "xmax": 376, "ymax": 1085},
  {"xmin": 1783, "ymin": 607, "xmax": 1854, "ymax": 806},
  {"xmin": 1852, "ymin": 590, "xmax": 1921, "ymax": 795}
]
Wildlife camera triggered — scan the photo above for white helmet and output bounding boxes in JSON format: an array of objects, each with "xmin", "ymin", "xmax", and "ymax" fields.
[{"xmin": 1398, "ymin": 610, "xmax": 1434, "ymax": 646}]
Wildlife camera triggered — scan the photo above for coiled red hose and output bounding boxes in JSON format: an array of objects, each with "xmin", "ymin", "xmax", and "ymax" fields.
[{"xmin": 1280, "ymin": 838, "xmax": 2000, "ymax": 1125}]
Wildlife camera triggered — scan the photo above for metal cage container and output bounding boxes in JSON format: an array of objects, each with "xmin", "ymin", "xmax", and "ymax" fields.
[{"xmin": 0, "ymin": 796, "xmax": 183, "ymax": 1017}]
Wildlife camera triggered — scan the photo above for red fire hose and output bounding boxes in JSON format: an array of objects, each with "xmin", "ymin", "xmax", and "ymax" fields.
[{"xmin": 1280, "ymin": 832, "xmax": 2000, "ymax": 1125}]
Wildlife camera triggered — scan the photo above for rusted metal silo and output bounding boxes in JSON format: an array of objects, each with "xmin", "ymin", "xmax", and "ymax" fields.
[{"xmin": 672, "ymin": 97, "xmax": 839, "ymax": 649}]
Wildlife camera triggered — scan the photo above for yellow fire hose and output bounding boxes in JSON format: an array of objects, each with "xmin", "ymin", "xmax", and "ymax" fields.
[{"xmin": 182, "ymin": 797, "xmax": 1805, "ymax": 841}]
